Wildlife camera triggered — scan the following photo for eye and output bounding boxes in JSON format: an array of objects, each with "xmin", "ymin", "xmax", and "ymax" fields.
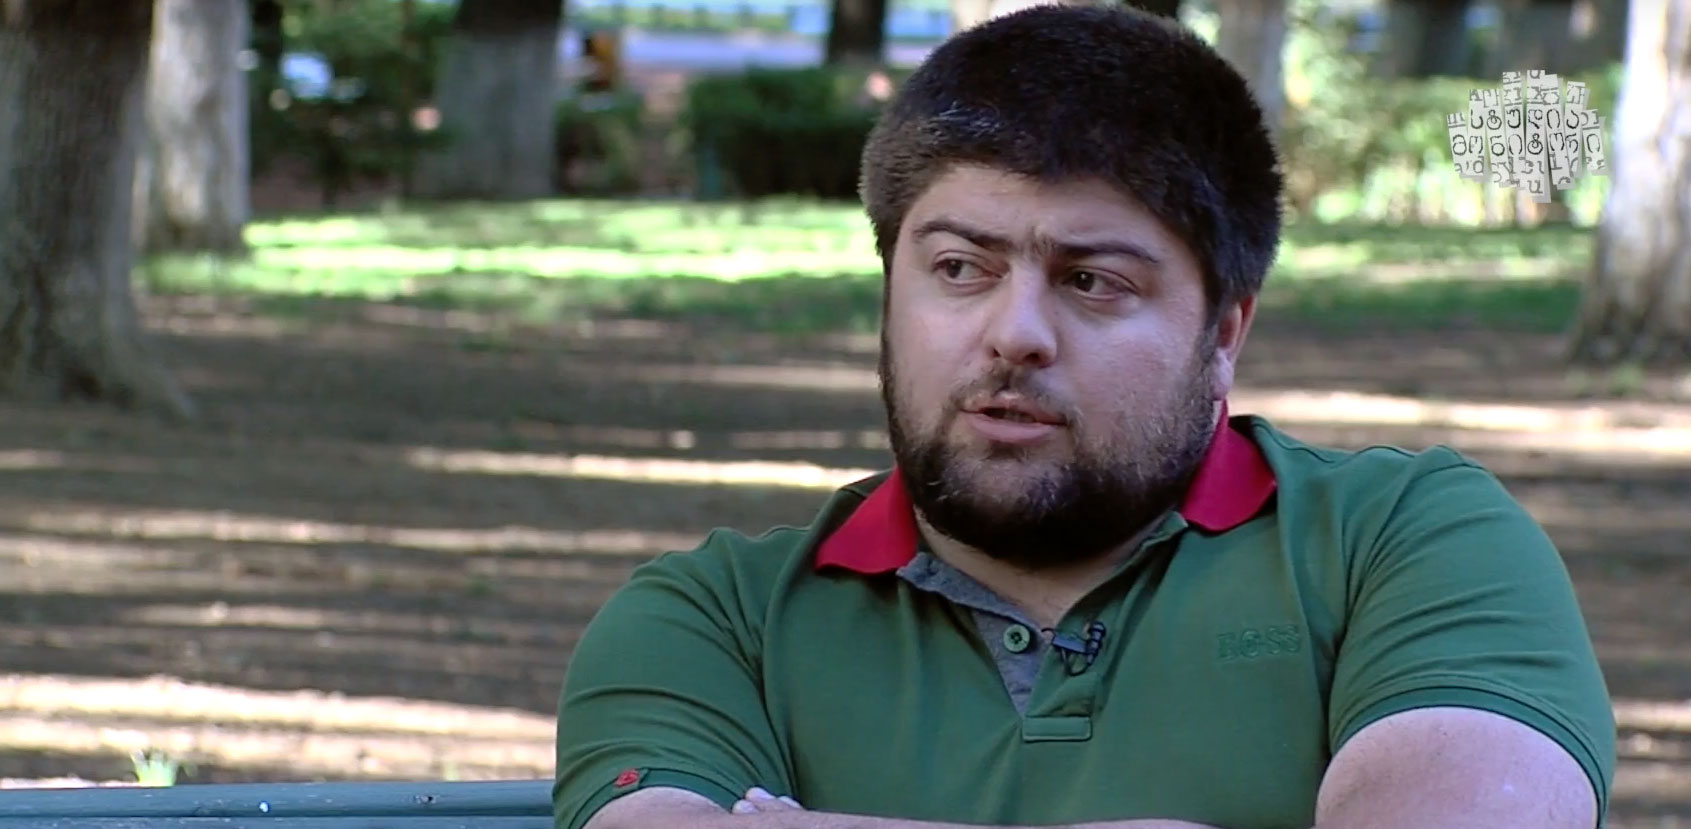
[
  {"xmin": 1065, "ymin": 269, "xmax": 1124, "ymax": 297},
  {"xmin": 936, "ymin": 257, "xmax": 988, "ymax": 282}
]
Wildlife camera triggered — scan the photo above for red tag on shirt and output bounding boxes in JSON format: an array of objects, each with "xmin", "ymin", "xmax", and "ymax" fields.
[{"xmin": 613, "ymin": 769, "xmax": 641, "ymax": 788}]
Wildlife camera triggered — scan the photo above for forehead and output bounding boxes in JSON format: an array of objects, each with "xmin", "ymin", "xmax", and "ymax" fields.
[{"xmin": 900, "ymin": 165, "xmax": 1186, "ymax": 256}]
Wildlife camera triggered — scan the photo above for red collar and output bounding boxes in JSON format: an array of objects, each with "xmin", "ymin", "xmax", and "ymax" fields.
[{"xmin": 814, "ymin": 403, "xmax": 1277, "ymax": 575}]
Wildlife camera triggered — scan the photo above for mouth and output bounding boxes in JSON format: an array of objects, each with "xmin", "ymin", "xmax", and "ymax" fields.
[
  {"xmin": 978, "ymin": 407, "xmax": 1046, "ymax": 424},
  {"xmin": 965, "ymin": 397, "xmax": 1066, "ymax": 426}
]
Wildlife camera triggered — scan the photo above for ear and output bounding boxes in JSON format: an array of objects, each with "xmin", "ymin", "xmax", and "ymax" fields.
[{"xmin": 1207, "ymin": 294, "xmax": 1256, "ymax": 400}]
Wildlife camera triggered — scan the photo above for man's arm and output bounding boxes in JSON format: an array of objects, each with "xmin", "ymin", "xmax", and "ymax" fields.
[
  {"xmin": 585, "ymin": 704, "xmax": 1597, "ymax": 829},
  {"xmin": 1310, "ymin": 706, "xmax": 1598, "ymax": 828},
  {"xmin": 1312, "ymin": 454, "xmax": 1614, "ymax": 829},
  {"xmin": 583, "ymin": 788, "xmax": 1220, "ymax": 829},
  {"xmin": 570, "ymin": 455, "xmax": 1611, "ymax": 829}
]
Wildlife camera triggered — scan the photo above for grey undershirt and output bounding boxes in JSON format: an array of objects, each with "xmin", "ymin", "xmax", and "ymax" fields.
[{"xmin": 895, "ymin": 551, "xmax": 1050, "ymax": 715}]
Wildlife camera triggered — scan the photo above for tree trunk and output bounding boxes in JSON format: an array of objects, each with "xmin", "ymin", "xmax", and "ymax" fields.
[
  {"xmin": 1124, "ymin": 0, "xmax": 1181, "ymax": 16},
  {"xmin": 412, "ymin": 0, "xmax": 564, "ymax": 202},
  {"xmin": 1215, "ymin": 0, "xmax": 1288, "ymax": 137},
  {"xmin": 951, "ymin": 0, "xmax": 997, "ymax": 32},
  {"xmin": 134, "ymin": 0, "xmax": 251, "ymax": 255},
  {"xmin": 399, "ymin": 0, "xmax": 420, "ymax": 198},
  {"xmin": 826, "ymin": 0, "xmax": 888, "ymax": 66},
  {"xmin": 952, "ymin": 0, "xmax": 1170, "ymax": 35},
  {"xmin": 251, "ymin": 0, "xmax": 284, "ymax": 83},
  {"xmin": 1491, "ymin": 0, "xmax": 1577, "ymax": 75},
  {"xmin": 1566, "ymin": 0, "xmax": 1691, "ymax": 365},
  {"xmin": 1378, "ymin": 0, "xmax": 1471, "ymax": 78},
  {"xmin": 0, "ymin": 0, "xmax": 194, "ymax": 417}
]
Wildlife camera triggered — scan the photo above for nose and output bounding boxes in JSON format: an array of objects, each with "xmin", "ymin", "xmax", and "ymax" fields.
[{"xmin": 981, "ymin": 268, "xmax": 1058, "ymax": 369}]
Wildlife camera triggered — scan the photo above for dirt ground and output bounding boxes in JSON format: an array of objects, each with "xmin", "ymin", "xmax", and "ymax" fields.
[{"xmin": 1, "ymin": 293, "xmax": 1688, "ymax": 825}]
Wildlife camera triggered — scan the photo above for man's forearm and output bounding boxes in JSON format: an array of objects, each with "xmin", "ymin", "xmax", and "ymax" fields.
[
  {"xmin": 724, "ymin": 815, "xmax": 1214, "ymax": 829},
  {"xmin": 582, "ymin": 787, "xmax": 1220, "ymax": 829}
]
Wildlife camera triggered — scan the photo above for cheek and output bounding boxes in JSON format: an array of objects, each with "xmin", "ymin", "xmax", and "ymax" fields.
[
  {"xmin": 1073, "ymin": 341, "xmax": 1191, "ymax": 415},
  {"xmin": 890, "ymin": 329, "xmax": 951, "ymax": 402},
  {"xmin": 886, "ymin": 316, "xmax": 967, "ymax": 422}
]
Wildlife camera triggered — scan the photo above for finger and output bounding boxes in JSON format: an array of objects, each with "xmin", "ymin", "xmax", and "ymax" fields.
[
  {"xmin": 742, "ymin": 788, "xmax": 802, "ymax": 812},
  {"xmin": 732, "ymin": 799, "xmax": 758, "ymax": 814}
]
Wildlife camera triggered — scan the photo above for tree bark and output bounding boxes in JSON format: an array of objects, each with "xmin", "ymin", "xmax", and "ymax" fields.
[
  {"xmin": 952, "ymin": 0, "xmax": 1171, "ymax": 35},
  {"xmin": 251, "ymin": 0, "xmax": 284, "ymax": 83},
  {"xmin": 1379, "ymin": 0, "xmax": 1471, "ymax": 78},
  {"xmin": 1215, "ymin": 0, "xmax": 1288, "ymax": 137},
  {"xmin": 0, "ymin": 0, "xmax": 194, "ymax": 417},
  {"xmin": 825, "ymin": 0, "xmax": 888, "ymax": 66},
  {"xmin": 1490, "ymin": 0, "xmax": 1577, "ymax": 75},
  {"xmin": 133, "ymin": 0, "xmax": 251, "ymax": 255},
  {"xmin": 412, "ymin": 0, "xmax": 564, "ymax": 202},
  {"xmin": 950, "ymin": 0, "xmax": 997, "ymax": 32},
  {"xmin": 1566, "ymin": 0, "xmax": 1691, "ymax": 365},
  {"xmin": 1124, "ymin": 0, "xmax": 1181, "ymax": 16}
]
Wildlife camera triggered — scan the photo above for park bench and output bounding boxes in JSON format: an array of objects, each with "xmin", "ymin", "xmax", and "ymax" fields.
[{"xmin": 0, "ymin": 778, "xmax": 553, "ymax": 828}]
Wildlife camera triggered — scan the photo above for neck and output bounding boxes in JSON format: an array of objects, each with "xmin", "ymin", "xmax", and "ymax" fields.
[{"xmin": 916, "ymin": 511, "xmax": 1165, "ymax": 630}]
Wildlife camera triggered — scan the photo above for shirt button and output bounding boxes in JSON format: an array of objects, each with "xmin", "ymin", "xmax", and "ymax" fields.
[{"xmin": 1002, "ymin": 624, "xmax": 1034, "ymax": 654}]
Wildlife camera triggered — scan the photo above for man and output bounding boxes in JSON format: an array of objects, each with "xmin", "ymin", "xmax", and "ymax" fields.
[{"xmin": 552, "ymin": 5, "xmax": 1617, "ymax": 829}]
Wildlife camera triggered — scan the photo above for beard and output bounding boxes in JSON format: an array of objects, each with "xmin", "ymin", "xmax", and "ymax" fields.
[{"xmin": 878, "ymin": 329, "xmax": 1220, "ymax": 571}]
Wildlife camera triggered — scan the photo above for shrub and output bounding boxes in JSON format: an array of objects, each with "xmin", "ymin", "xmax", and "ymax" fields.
[
  {"xmin": 251, "ymin": 0, "xmax": 456, "ymax": 204},
  {"xmin": 1276, "ymin": 0, "xmax": 1622, "ymax": 226},
  {"xmin": 555, "ymin": 90, "xmax": 648, "ymax": 196},
  {"xmin": 681, "ymin": 66, "xmax": 904, "ymax": 200}
]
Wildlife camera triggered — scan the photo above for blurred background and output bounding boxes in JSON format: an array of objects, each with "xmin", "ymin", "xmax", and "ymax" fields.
[{"xmin": 0, "ymin": 0, "xmax": 1687, "ymax": 824}]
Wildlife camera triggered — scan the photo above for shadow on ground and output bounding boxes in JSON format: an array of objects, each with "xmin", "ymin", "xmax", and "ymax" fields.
[{"xmin": 0, "ymin": 294, "xmax": 1688, "ymax": 822}]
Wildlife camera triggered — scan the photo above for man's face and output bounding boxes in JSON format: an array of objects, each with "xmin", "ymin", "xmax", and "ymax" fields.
[{"xmin": 878, "ymin": 164, "xmax": 1254, "ymax": 570}]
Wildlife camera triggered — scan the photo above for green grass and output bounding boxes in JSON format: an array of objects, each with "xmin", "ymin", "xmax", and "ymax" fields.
[
  {"xmin": 140, "ymin": 198, "xmax": 1590, "ymax": 336},
  {"xmin": 130, "ymin": 749, "xmax": 184, "ymax": 787}
]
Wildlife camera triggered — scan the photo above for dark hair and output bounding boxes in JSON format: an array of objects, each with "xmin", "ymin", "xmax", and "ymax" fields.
[{"xmin": 858, "ymin": 4, "xmax": 1284, "ymax": 313}]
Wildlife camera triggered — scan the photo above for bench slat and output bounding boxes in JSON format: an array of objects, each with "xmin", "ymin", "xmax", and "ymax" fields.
[
  {"xmin": 0, "ymin": 780, "xmax": 551, "ymax": 819},
  {"xmin": 0, "ymin": 817, "xmax": 552, "ymax": 828}
]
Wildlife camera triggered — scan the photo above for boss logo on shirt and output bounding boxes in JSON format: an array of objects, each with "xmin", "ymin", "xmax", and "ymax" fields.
[{"xmin": 1215, "ymin": 624, "xmax": 1303, "ymax": 662}]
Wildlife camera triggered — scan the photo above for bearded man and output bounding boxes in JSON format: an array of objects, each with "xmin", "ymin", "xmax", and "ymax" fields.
[{"xmin": 551, "ymin": 6, "xmax": 1616, "ymax": 829}]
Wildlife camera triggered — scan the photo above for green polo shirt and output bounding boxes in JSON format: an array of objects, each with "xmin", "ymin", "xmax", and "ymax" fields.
[{"xmin": 552, "ymin": 411, "xmax": 1616, "ymax": 829}]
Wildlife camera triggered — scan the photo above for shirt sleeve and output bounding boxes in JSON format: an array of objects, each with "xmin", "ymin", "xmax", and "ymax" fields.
[
  {"xmin": 552, "ymin": 537, "xmax": 793, "ymax": 829},
  {"xmin": 1326, "ymin": 453, "xmax": 1617, "ymax": 820}
]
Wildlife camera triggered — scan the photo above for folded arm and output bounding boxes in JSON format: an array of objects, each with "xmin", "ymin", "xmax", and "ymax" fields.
[
  {"xmin": 560, "ymin": 459, "xmax": 1611, "ymax": 829},
  {"xmin": 585, "ymin": 702, "xmax": 1596, "ymax": 829},
  {"xmin": 1309, "ymin": 706, "xmax": 1597, "ymax": 829},
  {"xmin": 584, "ymin": 787, "xmax": 1217, "ymax": 829}
]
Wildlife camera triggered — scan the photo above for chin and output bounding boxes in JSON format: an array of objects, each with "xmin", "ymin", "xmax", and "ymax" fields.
[{"xmin": 950, "ymin": 461, "xmax": 1064, "ymax": 503}]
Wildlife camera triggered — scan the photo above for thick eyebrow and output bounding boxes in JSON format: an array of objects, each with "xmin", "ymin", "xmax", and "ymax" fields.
[{"xmin": 909, "ymin": 217, "xmax": 1163, "ymax": 267}]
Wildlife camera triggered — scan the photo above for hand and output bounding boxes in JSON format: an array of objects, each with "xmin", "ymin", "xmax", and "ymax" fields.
[{"xmin": 731, "ymin": 787, "xmax": 806, "ymax": 815}]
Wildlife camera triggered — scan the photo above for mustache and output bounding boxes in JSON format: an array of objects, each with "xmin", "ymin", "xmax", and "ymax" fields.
[{"xmin": 947, "ymin": 367, "xmax": 1077, "ymax": 421}]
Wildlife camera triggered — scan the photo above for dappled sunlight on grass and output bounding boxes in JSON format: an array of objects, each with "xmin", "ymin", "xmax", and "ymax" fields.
[
  {"xmin": 113, "ymin": 603, "xmax": 554, "ymax": 641},
  {"xmin": 13, "ymin": 510, "xmax": 698, "ymax": 557},
  {"xmin": 1613, "ymin": 700, "xmax": 1691, "ymax": 818},
  {"xmin": 247, "ymin": 245, "xmax": 881, "ymax": 282},
  {"xmin": 503, "ymin": 424, "xmax": 889, "ymax": 453},
  {"xmin": 611, "ymin": 360, "xmax": 879, "ymax": 392},
  {"xmin": 728, "ymin": 429, "xmax": 891, "ymax": 451},
  {"xmin": 1618, "ymin": 700, "xmax": 1691, "ymax": 736},
  {"xmin": 404, "ymin": 447, "xmax": 880, "ymax": 490},
  {"xmin": 0, "ymin": 451, "xmax": 153, "ymax": 475},
  {"xmin": 0, "ymin": 675, "xmax": 550, "ymax": 741},
  {"xmin": 137, "ymin": 198, "xmax": 1601, "ymax": 336},
  {"xmin": 1436, "ymin": 427, "xmax": 1691, "ymax": 461},
  {"xmin": 1282, "ymin": 221, "xmax": 1594, "ymax": 265},
  {"xmin": 1511, "ymin": 491, "xmax": 1691, "ymax": 535},
  {"xmin": 0, "ymin": 452, "xmax": 67, "ymax": 472},
  {"xmin": 1238, "ymin": 390, "xmax": 1691, "ymax": 463},
  {"xmin": 1234, "ymin": 389, "xmax": 1691, "ymax": 433},
  {"xmin": 0, "ymin": 675, "xmax": 552, "ymax": 782}
]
